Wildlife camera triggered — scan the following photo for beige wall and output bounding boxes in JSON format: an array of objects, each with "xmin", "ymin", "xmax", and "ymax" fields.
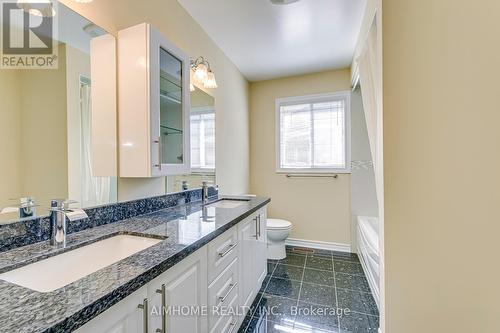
[
  {"xmin": 250, "ymin": 69, "xmax": 352, "ymax": 246},
  {"xmin": 0, "ymin": 71, "xmax": 22, "ymax": 207},
  {"xmin": 0, "ymin": 45, "xmax": 78, "ymax": 214},
  {"xmin": 19, "ymin": 44, "xmax": 69, "ymax": 206},
  {"xmin": 383, "ymin": 0, "xmax": 500, "ymax": 332},
  {"xmin": 60, "ymin": 0, "xmax": 250, "ymax": 199}
]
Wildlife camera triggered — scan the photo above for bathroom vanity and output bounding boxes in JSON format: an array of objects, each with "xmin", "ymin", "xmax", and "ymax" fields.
[
  {"xmin": 0, "ymin": 3, "xmax": 259, "ymax": 332},
  {"xmin": 0, "ymin": 193, "xmax": 270, "ymax": 332}
]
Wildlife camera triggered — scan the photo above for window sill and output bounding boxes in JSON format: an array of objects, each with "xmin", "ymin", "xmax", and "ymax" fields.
[
  {"xmin": 275, "ymin": 168, "xmax": 351, "ymax": 175},
  {"xmin": 190, "ymin": 169, "xmax": 216, "ymax": 175}
]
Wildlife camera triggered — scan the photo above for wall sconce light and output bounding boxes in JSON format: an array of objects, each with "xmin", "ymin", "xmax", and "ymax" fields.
[
  {"xmin": 189, "ymin": 70, "xmax": 195, "ymax": 92},
  {"xmin": 190, "ymin": 56, "xmax": 218, "ymax": 89}
]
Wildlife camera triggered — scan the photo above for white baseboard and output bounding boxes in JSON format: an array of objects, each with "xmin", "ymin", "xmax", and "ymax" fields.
[{"xmin": 285, "ymin": 238, "xmax": 351, "ymax": 253}]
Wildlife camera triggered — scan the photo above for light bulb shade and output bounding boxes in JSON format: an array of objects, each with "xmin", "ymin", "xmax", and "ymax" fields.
[
  {"xmin": 203, "ymin": 71, "xmax": 218, "ymax": 89},
  {"xmin": 75, "ymin": 0, "xmax": 93, "ymax": 3},
  {"xmin": 194, "ymin": 63, "xmax": 208, "ymax": 81}
]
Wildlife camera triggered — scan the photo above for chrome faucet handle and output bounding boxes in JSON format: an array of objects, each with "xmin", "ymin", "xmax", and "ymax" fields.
[
  {"xmin": 8, "ymin": 197, "xmax": 39, "ymax": 208},
  {"xmin": 50, "ymin": 199, "xmax": 78, "ymax": 211}
]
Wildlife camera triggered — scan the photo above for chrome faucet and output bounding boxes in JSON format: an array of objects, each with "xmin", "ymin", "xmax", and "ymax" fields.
[
  {"xmin": 50, "ymin": 200, "xmax": 88, "ymax": 249},
  {"xmin": 202, "ymin": 181, "xmax": 219, "ymax": 205},
  {"xmin": 202, "ymin": 181, "xmax": 210, "ymax": 205},
  {"xmin": 19, "ymin": 197, "xmax": 37, "ymax": 218}
]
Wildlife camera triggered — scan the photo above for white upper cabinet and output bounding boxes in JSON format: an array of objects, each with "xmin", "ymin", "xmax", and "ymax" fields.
[{"xmin": 118, "ymin": 23, "xmax": 191, "ymax": 177}]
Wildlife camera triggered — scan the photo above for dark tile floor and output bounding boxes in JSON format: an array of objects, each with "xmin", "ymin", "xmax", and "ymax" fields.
[{"xmin": 239, "ymin": 246, "xmax": 379, "ymax": 333}]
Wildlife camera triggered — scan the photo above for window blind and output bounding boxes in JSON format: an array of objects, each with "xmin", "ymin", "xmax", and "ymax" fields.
[
  {"xmin": 279, "ymin": 98, "xmax": 346, "ymax": 170},
  {"xmin": 190, "ymin": 112, "xmax": 215, "ymax": 170}
]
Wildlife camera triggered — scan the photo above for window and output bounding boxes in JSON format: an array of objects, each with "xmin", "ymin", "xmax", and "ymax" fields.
[
  {"xmin": 276, "ymin": 92, "xmax": 350, "ymax": 173},
  {"xmin": 190, "ymin": 109, "xmax": 215, "ymax": 172}
]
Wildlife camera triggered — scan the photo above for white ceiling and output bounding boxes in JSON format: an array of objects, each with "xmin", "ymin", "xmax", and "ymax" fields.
[{"xmin": 178, "ymin": 0, "xmax": 366, "ymax": 81}]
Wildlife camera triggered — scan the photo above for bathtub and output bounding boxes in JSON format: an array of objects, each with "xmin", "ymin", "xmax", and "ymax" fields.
[{"xmin": 356, "ymin": 215, "xmax": 380, "ymax": 308}]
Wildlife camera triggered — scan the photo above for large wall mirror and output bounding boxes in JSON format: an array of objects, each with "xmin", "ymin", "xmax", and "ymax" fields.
[
  {"xmin": 0, "ymin": 3, "xmax": 117, "ymax": 223},
  {"xmin": 166, "ymin": 86, "xmax": 216, "ymax": 192}
]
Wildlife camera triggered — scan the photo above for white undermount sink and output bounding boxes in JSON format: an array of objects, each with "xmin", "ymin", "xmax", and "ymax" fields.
[
  {"xmin": 207, "ymin": 199, "xmax": 249, "ymax": 209},
  {"xmin": 0, "ymin": 234, "xmax": 162, "ymax": 292}
]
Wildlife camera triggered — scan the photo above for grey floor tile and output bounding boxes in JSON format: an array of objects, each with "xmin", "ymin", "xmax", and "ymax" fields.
[
  {"xmin": 303, "ymin": 268, "xmax": 335, "ymax": 287},
  {"xmin": 243, "ymin": 315, "xmax": 263, "ymax": 332},
  {"xmin": 335, "ymin": 273, "xmax": 371, "ymax": 293},
  {"xmin": 272, "ymin": 264, "xmax": 304, "ymax": 281},
  {"xmin": 248, "ymin": 292, "xmax": 264, "ymax": 316},
  {"xmin": 238, "ymin": 314, "xmax": 253, "ymax": 333},
  {"xmin": 339, "ymin": 312, "xmax": 379, "ymax": 332},
  {"xmin": 260, "ymin": 276, "xmax": 270, "ymax": 292},
  {"xmin": 267, "ymin": 261, "xmax": 277, "ymax": 275},
  {"xmin": 245, "ymin": 246, "xmax": 378, "ymax": 333},
  {"xmin": 299, "ymin": 282, "xmax": 336, "ymax": 307},
  {"xmin": 306, "ymin": 255, "xmax": 334, "ymax": 271},
  {"xmin": 253, "ymin": 293, "xmax": 298, "ymax": 324},
  {"xmin": 265, "ymin": 319, "xmax": 295, "ymax": 333},
  {"xmin": 293, "ymin": 301, "xmax": 340, "ymax": 332},
  {"xmin": 336, "ymin": 288, "xmax": 379, "ymax": 316},
  {"xmin": 333, "ymin": 260, "xmax": 364, "ymax": 275},
  {"xmin": 332, "ymin": 251, "xmax": 359, "ymax": 263},
  {"xmin": 265, "ymin": 277, "xmax": 302, "ymax": 300},
  {"xmin": 279, "ymin": 253, "xmax": 306, "ymax": 267}
]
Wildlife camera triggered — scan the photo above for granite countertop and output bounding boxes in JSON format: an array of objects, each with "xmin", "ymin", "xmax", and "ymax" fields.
[{"xmin": 0, "ymin": 195, "xmax": 270, "ymax": 333}]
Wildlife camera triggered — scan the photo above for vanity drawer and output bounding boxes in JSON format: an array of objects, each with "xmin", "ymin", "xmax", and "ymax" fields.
[
  {"xmin": 208, "ymin": 258, "xmax": 239, "ymax": 331},
  {"xmin": 210, "ymin": 297, "xmax": 240, "ymax": 333},
  {"xmin": 208, "ymin": 227, "xmax": 238, "ymax": 282}
]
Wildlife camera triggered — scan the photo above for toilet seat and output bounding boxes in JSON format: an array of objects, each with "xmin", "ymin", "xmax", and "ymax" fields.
[{"xmin": 267, "ymin": 218, "xmax": 292, "ymax": 230}]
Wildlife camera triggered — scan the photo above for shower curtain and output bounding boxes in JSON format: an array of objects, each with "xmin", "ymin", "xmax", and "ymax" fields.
[
  {"xmin": 357, "ymin": 21, "xmax": 379, "ymax": 165},
  {"xmin": 80, "ymin": 83, "xmax": 111, "ymax": 207},
  {"xmin": 357, "ymin": 19, "xmax": 383, "ymax": 208}
]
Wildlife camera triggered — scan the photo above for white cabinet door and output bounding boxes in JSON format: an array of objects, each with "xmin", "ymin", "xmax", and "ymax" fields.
[
  {"xmin": 148, "ymin": 246, "xmax": 208, "ymax": 333},
  {"xmin": 75, "ymin": 287, "xmax": 148, "ymax": 333},
  {"xmin": 238, "ymin": 215, "xmax": 257, "ymax": 311},
  {"xmin": 238, "ymin": 207, "xmax": 269, "ymax": 323},
  {"xmin": 255, "ymin": 209, "xmax": 268, "ymax": 288},
  {"xmin": 118, "ymin": 23, "xmax": 191, "ymax": 177}
]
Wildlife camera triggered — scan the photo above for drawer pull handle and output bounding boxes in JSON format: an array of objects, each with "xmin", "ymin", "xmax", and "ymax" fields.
[
  {"xmin": 156, "ymin": 284, "xmax": 166, "ymax": 333},
  {"xmin": 219, "ymin": 282, "xmax": 238, "ymax": 303},
  {"xmin": 258, "ymin": 215, "xmax": 261, "ymax": 237},
  {"xmin": 228, "ymin": 321, "xmax": 237, "ymax": 333},
  {"xmin": 218, "ymin": 243, "xmax": 237, "ymax": 258},
  {"xmin": 137, "ymin": 298, "xmax": 149, "ymax": 333},
  {"xmin": 254, "ymin": 217, "xmax": 259, "ymax": 239}
]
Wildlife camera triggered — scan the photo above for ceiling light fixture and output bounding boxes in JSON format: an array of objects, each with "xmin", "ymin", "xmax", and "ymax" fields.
[{"xmin": 190, "ymin": 56, "xmax": 217, "ymax": 89}]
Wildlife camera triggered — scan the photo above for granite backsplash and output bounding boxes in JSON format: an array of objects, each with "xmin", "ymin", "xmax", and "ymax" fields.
[{"xmin": 0, "ymin": 187, "xmax": 218, "ymax": 253}]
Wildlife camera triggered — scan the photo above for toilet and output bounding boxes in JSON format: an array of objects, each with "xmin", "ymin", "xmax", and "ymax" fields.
[{"xmin": 267, "ymin": 218, "xmax": 293, "ymax": 260}]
